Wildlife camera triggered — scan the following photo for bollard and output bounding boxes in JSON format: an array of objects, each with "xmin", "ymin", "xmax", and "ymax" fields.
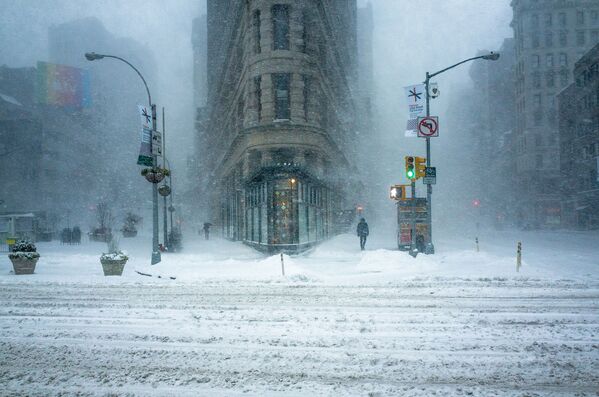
[
  {"xmin": 516, "ymin": 241, "xmax": 522, "ymax": 272},
  {"xmin": 280, "ymin": 252, "xmax": 285, "ymax": 276},
  {"xmin": 475, "ymin": 237, "xmax": 479, "ymax": 252}
]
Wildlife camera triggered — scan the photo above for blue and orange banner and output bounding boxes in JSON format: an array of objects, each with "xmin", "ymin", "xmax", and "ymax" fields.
[{"xmin": 36, "ymin": 61, "xmax": 91, "ymax": 108}]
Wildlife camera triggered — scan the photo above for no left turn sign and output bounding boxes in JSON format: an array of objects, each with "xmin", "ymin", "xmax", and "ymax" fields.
[{"xmin": 417, "ymin": 116, "xmax": 439, "ymax": 137}]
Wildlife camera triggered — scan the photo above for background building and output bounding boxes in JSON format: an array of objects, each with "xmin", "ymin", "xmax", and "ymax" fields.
[
  {"xmin": 466, "ymin": 39, "xmax": 517, "ymax": 228},
  {"xmin": 198, "ymin": 0, "xmax": 368, "ymax": 251},
  {"xmin": 0, "ymin": 17, "xmax": 156, "ymax": 235},
  {"xmin": 558, "ymin": 42, "xmax": 599, "ymax": 229},
  {"xmin": 510, "ymin": 0, "xmax": 599, "ymax": 227}
]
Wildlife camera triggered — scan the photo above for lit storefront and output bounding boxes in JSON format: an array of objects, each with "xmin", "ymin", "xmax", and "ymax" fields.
[{"xmin": 222, "ymin": 168, "xmax": 332, "ymax": 253}]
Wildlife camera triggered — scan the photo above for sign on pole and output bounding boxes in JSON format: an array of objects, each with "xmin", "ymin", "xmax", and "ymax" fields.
[
  {"xmin": 404, "ymin": 84, "xmax": 425, "ymax": 137},
  {"xmin": 423, "ymin": 166, "xmax": 436, "ymax": 185},
  {"xmin": 137, "ymin": 105, "xmax": 153, "ymax": 166},
  {"xmin": 417, "ymin": 116, "xmax": 439, "ymax": 137},
  {"xmin": 152, "ymin": 130, "xmax": 162, "ymax": 157}
]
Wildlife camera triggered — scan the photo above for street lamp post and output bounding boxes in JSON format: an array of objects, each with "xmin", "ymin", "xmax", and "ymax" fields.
[
  {"xmin": 423, "ymin": 52, "xmax": 499, "ymax": 255},
  {"xmin": 84, "ymin": 52, "xmax": 161, "ymax": 265},
  {"xmin": 162, "ymin": 108, "xmax": 168, "ymax": 250}
]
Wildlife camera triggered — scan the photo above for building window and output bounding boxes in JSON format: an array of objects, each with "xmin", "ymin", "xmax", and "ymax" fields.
[
  {"xmin": 532, "ymin": 54, "xmax": 540, "ymax": 68},
  {"xmin": 592, "ymin": 10, "xmax": 599, "ymax": 25},
  {"xmin": 302, "ymin": 75, "xmax": 310, "ymax": 121},
  {"xmin": 546, "ymin": 53, "xmax": 554, "ymax": 68},
  {"xmin": 545, "ymin": 31, "xmax": 553, "ymax": 47},
  {"xmin": 577, "ymin": 10, "xmax": 585, "ymax": 25},
  {"xmin": 301, "ymin": 11, "xmax": 308, "ymax": 53},
  {"xmin": 536, "ymin": 154, "xmax": 543, "ymax": 168},
  {"xmin": 558, "ymin": 12, "xmax": 566, "ymax": 27},
  {"xmin": 254, "ymin": 76, "xmax": 262, "ymax": 122},
  {"xmin": 253, "ymin": 10, "xmax": 261, "ymax": 54},
  {"xmin": 273, "ymin": 73, "xmax": 290, "ymax": 120},
  {"xmin": 559, "ymin": 53, "xmax": 567, "ymax": 66},
  {"xmin": 592, "ymin": 30, "xmax": 599, "ymax": 43},
  {"xmin": 546, "ymin": 94, "xmax": 555, "ymax": 109},
  {"xmin": 534, "ymin": 94, "xmax": 542, "ymax": 107},
  {"xmin": 559, "ymin": 30, "xmax": 567, "ymax": 46},
  {"xmin": 545, "ymin": 13, "xmax": 552, "ymax": 27},
  {"xmin": 531, "ymin": 14, "xmax": 539, "ymax": 29},
  {"xmin": 532, "ymin": 34, "xmax": 540, "ymax": 48},
  {"xmin": 576, "ymin": 31, "xmax": 586, "ymax": 46},
  {"xmin": 535, "ymin": 134, "xmax": 543, "ymax": 146},
  {"xmin": 546, "ymin": 71, "xmax": 555, "ymax": 87},
  {"xmin": 560, "ymin": 70, "xmax": 569, "ymax": 86},
  {"xmin": 272, "ymin": 4, "xmax": 290, "ymax": 50},
  {"xmin": 533, "ymin": 72, "xmax": 541, "ymax": 88}
]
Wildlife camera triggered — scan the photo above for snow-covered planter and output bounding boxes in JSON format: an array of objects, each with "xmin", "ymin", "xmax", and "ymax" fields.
[
  {"xmin": 100, "ymin": 251, "xmax": 129, "ymax": 276},
  {"xmin": 8, "ymin": 240, "xmax": 40, "ymax": 275},
  {"xmin": 121, "ymin": 212, "xmax": 141, "ymax": 238},
  {"xmin": 100, "ymin": 237, "xmax": 128, "ymax": 276}
]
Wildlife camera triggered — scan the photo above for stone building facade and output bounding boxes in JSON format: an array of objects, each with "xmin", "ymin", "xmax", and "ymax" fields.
[
  {"xmin": 200, "ymin": 0, "xmax": 365, "ymax": 251},
  {"xmin": 510, "ymin": 0, "xmax": 599, "ymax": 227},
  {"xmin": 558, "ymin": 42, "xmax": 599, "ymax": 229}
]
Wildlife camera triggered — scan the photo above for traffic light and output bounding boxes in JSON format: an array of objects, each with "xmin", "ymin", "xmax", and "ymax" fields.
[
  {"xmin": 415, "ymin": 156, "xmax": 427, "ymax": 179},
  {"xmin": 390, "ymin": 185, "xmax": 406, "ymax": 200},
  {"xmin": 405, "ymin": 156, "xmax": 415, "ymax": 180}
]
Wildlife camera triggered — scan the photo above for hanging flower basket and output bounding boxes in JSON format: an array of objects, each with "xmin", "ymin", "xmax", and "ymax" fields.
[
  {"xmin": 141, "ymin": 168, "xmax": 170, "ymax": 184},
  {"xmin": 158, "ymin": 184, "xmax": 171, "ymax": 196}
]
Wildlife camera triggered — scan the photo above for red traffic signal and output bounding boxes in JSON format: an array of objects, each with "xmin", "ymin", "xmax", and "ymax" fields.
[{"xmin": 472, "ymin": 199, "xmax": 481, "ymax": 207}]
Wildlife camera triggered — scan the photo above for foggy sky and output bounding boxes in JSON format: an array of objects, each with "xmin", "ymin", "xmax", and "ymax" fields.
[{"xmin": 1, "ymin": 0, "xmax": 512, "ymax": 230}]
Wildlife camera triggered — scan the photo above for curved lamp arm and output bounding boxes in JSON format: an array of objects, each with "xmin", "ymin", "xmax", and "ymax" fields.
[
  {"xmin": 427, "ymin": 52, "xmax": 500, "ymax": 80},
  {"xmin": 84, "ymin": 52, "xmax": 152, "ymax": 107}
]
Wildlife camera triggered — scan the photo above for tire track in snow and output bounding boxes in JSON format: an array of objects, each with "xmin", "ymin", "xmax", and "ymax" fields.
[{"xmin": 1, "ymin": 281, "xmax": 598, "ymax": 396}]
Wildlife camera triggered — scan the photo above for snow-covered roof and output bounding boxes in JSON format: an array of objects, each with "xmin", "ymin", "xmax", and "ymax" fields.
[{"xmin": 0, "ymin": 92, "xmax": 22, "ymax": 106}]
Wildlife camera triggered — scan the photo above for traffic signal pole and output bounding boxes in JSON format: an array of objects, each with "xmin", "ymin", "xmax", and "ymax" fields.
[
  {"xmin": 410, "ymin": 180, "xmax": 417, "ymax": 255},
  {"xmin": 422, "ymin": 52, "xmax": 500, "ymax": 255},
  {"xmin": 424, "ymin": 73, "xmax": 434, "ymax": 255}
]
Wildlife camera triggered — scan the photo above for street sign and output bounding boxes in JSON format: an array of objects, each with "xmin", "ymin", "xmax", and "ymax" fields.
[
  {"xmin": 423, "ymin": 166, "xmax": 436, "ymax": 185},
  {"xmin": 404, "ymin": 83, "xmax": 425, "ymax": 137},
  {"xmin": 137, "ymin": 105, "xmax": 153, "ymax": 166},
  {"xmin": 152, "ymin": 130, "xmax": 162, "ymax": 157},
  {"xmin": 417, "ymin": 116, "xmax": 439, "ymax": 137}
]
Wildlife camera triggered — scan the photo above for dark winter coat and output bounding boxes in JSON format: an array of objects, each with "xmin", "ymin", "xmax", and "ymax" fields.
[{"xmin": 357, "ymin": 220, "xmax": 369, "ymax": 237}]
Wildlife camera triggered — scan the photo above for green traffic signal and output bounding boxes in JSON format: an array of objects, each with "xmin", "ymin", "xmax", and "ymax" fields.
[{"xmin": 405, "ymin": 156, "xmax": 415, "ymax": 179}]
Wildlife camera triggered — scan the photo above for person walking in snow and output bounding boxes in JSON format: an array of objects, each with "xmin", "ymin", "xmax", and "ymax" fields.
[
  {"xmin": 202, "ymin": 222, "xmax": 212, "ymax": 240},
  {"xmin": 356, "ymin": 218, "xmax": 369, "ymax": 251}
]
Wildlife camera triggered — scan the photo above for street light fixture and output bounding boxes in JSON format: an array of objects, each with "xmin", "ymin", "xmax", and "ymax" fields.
[
  {"xmin": 423, "ymin": 52, "xmax": 499, "ymax": 255},
  {"xmin": 84, "ymin": 51, "xmax": 161, "ymax": 265}
]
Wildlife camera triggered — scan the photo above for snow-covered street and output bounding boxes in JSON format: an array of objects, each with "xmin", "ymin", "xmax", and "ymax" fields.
[{"xmin": 1, "ymin": 230, "xmax": 598, "ymax": 396}]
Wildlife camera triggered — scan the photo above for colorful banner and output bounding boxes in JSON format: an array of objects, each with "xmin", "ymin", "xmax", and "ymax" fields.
[
  {"xmin": 137, "ymin": 105, "xmax": 153, "ymax": 166},
  {"xmin": 404, "ymin": 84, "xmax": 425, "ymax": 137},
  {"xmin": 36, "ymin": 61, "xmax": 91, "ymax": 108}
]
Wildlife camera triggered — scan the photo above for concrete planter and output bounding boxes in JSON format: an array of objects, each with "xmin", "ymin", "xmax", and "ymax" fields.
[
  {"xmin": 9, "ymin": 254, "xmax": 40, "ymax": 275},
  {"xmin": 100, "ymin": 258, "xmax": 127, "ymax": 276}
]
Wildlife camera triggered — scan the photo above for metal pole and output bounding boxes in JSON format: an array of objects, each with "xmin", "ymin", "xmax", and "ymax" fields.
[
  {"xmin": 410, "ymin": 180, "xmax": 416, "ymax": 255},
  {"xmin": 151, "ymin": 104, "xmax": 161, "ymax": 264},
  {"xmin": 83, "ymin": 52, "xmax": 160, "ymax": 265},
  {"xmin": 425, "ymin": 72, "xmax": 435, "ymax": 254},
  {"xmin": 162, "ymin": 107, "xmax": 168, "ymax": 249},
  {"xmin": 169, "ymin": 181, "xmax": 174, "ymax": 232}
]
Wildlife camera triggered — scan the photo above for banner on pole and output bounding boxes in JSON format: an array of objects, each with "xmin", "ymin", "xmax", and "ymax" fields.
[
  {"xmin": 137, "ymin": 105, "xmax": 153, "ymax": 166},
  {"xmin": 404, "ymin": 84, "xmax": 425, "ymax": 137}
]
